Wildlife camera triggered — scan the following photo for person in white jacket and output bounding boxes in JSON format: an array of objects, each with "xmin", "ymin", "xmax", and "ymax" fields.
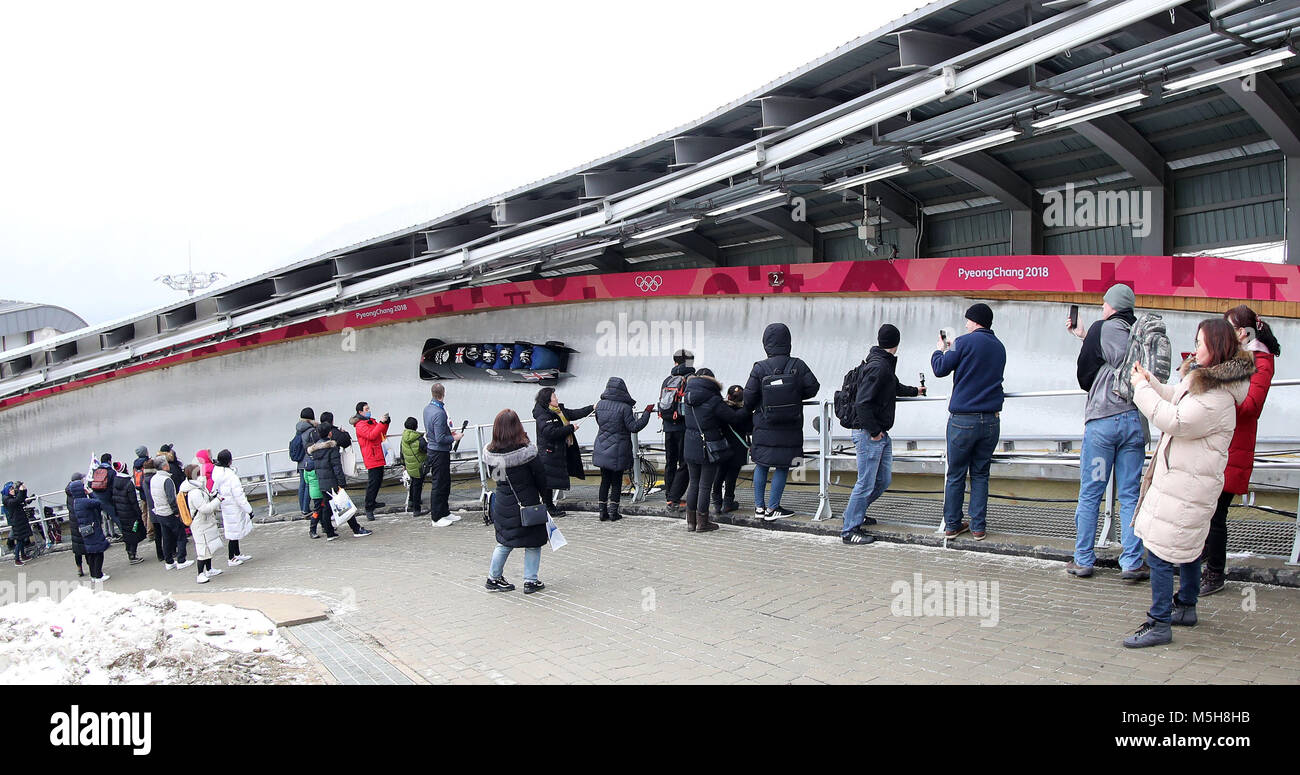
[
  {"xmin": 180, "ymin": 465, "xmax": 225, "ymax": 583},
  {"xmin": 210, "ymin": 449, "xmax": 255, "ymax": 567}
]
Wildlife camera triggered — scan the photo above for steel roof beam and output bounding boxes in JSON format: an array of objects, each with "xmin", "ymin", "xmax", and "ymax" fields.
[{"xmin": 932, "ymin": 151, "xmax": 1038, "ymax": 253}]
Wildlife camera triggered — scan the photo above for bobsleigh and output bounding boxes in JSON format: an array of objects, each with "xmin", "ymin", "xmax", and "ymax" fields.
[{"xmin": 419, "ymin": 339, "xmax": 578, "ymax": 385}]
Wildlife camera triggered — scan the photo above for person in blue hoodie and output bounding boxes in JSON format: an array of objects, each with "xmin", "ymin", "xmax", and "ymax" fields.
[{"xmin": 931, "ymin": 303, "xmax": 1006, "ymax": 540}]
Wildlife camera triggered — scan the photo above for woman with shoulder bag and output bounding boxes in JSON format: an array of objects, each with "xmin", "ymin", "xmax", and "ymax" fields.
[
  {"xmin": 482, "ymin": 409, "xmax": 551, "ymax": 594},
  {"xmin": 683, "ymin": 369, "xmax": 752, "ymax": 533},
  {"xmin": 532, "ymin": 387, "xmax": 594, "ymax": 518}
]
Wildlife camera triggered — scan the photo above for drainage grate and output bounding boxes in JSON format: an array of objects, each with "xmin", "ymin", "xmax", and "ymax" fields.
[{"xmin": 289, "ymin": 620, "xmax": 414, "ymax": 685}]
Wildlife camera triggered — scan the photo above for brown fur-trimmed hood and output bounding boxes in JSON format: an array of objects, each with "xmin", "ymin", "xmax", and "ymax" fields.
[{"xmin": 1178, "ymin": 350, "xmax": 1255, "ymax": 397}]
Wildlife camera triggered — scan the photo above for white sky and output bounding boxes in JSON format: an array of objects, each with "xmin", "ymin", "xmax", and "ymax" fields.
[{"xmin": 0, "ymin": 0, "xmax": 928, "ymax": 325}]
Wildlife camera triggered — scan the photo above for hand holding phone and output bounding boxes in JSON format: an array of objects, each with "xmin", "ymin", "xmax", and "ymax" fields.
[{"xmin": 645, "ymin": 404, "xmax": 656, "ymax": 413}]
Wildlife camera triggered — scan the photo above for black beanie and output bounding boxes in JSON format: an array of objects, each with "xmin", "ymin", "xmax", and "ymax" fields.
[
  {"xmin": 965, "ymin": 303, "xmax": 994, "ymax": 329},
  {"xmin": 216, "ymin": 449, "xmax": 233, "ymax": 467},
  {"xmin": 404, "ymin": 417, "xmax": 418, "ymax": 431},
  {"xmin": 877, "ymin": 324, "xmax": 901, "ymax": 349},
  {"xmin": 301, "ymin": 407, "xmax": 315, "ymax": 421}
]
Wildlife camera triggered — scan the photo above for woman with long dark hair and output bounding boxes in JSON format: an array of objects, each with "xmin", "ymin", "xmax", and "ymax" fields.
[
  {"xmin": 1124, "ymin": 318, "xmax": 1254, "ymax": 648},
  {"xmin": 1200, "ymin": 305, "xmax": 1281, "ymax": 596},
  {"xmin": 482, "ymin": 409, "xmax": 550, "ymax": 593},
  {"xmin": 531, "ymin": 387, "xmax": 594, "ymax": 518}
]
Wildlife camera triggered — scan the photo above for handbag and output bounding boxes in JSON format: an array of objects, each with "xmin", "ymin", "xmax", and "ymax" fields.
[
  {"xmin": 686, "ymin": 401, "xmax": 730, "ymax": 464},
  {"xmin": 503, "ymin": 470, "xmax": 548, "ymax": 527},
  {"xmin": 328, "ymin": 489, "xmax": 358, "ymax": 527}
]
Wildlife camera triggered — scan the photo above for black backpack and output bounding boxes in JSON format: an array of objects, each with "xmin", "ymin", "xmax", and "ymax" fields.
[
  {"xmin": 289, "ymin": 432, "xmax": 306, "ymax": 464},
  {"xmin": 834, "ymin": 362, "xmax": 867, "ymax": 429},
  {"xmin": 759, "ymin": 359, "xmax": 802, "ymax": 425}
]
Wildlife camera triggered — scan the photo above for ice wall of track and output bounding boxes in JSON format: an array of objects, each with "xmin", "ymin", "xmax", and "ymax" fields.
[{"xmin": 3, "ymin": 295, "xmax": 1297, "ymax": 497}]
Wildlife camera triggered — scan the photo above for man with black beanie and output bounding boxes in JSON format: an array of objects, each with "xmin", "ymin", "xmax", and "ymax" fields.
[
  {"xmin": 659, "ymin": 349, "xmax": 696, "ymax": 513},
  {"xmin": 932, "ymin": 303, "xmax": 1006, "ymax": 540},
  {"xmin": 841, "ymin": 324, "xmax": 925, "ymax": 545}
]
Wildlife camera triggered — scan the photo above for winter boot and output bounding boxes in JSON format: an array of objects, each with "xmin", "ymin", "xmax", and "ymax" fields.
[
  {"xmin": 697, "ymin": 508, "xmax": 720, "ymax": 533},
  {"xmin": 685, "ymin": 509, "xmax": 697, "ymax": 532},
  {"xmin": 1171, "ymin": 598, "xmax": 1198, "ymax": 627},
  {"xmin": 609, "ymin": 502, "xmax": 622, "ymax": 522},
  {"xmin": 1199, "ymin": 568, "xmax": 1225, "ymax": 597},
  {"xmin": 711, "ymin": 500, "xmax": 723, "ymax": 517},
  {"xmin": 598, "ymin": 502, "xmax": 610, "ymax": 522},
  {"xmin": 722, "ymin": 499, "xmax": 739, "ymax": 514},
  {"xmin": 1122, "ymin": 618, "xmax": 1173, "ymax": 648}
]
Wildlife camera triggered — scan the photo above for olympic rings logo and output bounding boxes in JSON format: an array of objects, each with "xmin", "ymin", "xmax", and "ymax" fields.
[{"xmin": 635, "ymin": 275, "xmax": 664, "ymax": 293}]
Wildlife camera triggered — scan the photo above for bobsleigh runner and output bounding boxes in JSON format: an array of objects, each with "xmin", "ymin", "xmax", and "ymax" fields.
[{"xmin": 419, "ymin": 339, "xmax": 578, "ymax": 385}]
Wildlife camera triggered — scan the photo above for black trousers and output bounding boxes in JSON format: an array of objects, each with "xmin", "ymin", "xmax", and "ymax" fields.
[
  {"xmin": 1203, "ymin": 490, "xmax": 1236, "ymax": 575},
  {"xmin": 664, "ymin": 430, "xmax": 687, "ymax": 502},
  {"xmin": 121, "ymin": 517, "xmax": 145, "ymax": 557},
  {"xmin": 316, "ymin": 498, "xmax": 362, "ymax": 537},
  {"xmin": 364, "ymin": 466, "xmax": 384, "ymax": 511},
  {"xmin": 408, "ymin": 473, "xmax": 425, "ymax": 511},
  {"xmin": 87, "ymin": 552, "xmax": 105, "ymax": 579},
  {"xmin": 599, "ymin": 468, "xmax": 623, "ymax": 504},
  {"xmin": 157, "ymin": 516, "xmax": 187, "ymax": 564},
  {"xmin": 685, "ymin": 462, "xmax": 719, "ymax": 515},
  {"xmin": 427, "ymin": 450, "xmax": 451, "ymax": 519},
  {"xmin": 712, "ymin": 456, "xmax": 744, "ymax": 506},
  {"xmin": 73, "ymin": 549, "xmax": 84, "ymax": 571}
]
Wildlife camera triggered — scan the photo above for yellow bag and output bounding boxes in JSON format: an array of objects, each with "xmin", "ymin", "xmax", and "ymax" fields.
[{"xmin": 176, "ymin": 493, "xmax": 194, "ymax": 527}]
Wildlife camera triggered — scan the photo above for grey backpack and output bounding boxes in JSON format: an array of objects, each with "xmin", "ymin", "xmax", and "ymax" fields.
[{"xmin": 1112, "ymin": 313, "xmax": 1172, "ymax": 402}]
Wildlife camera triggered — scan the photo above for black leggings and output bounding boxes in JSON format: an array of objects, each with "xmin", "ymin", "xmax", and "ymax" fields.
[
  {"xmin": 711, "ymin": 458, "xmax": 743, "ymax": 506},
  {"xmin": 315, "ymin": 498, "xmax": 362, "ymax": 537},
  {"xmin": 1203, "ymin": 490, "xmax": 1236, "ymax": 574},
  {"xmin": 540, "ymin": 488, "xmax": 557, "ymax": 509},
  {"xmin": 598, "ymin": 468, "xmax": 623, "ymax": 504},
  {"xmin": 685, "ymin": 462, "xmax": 719, "ymax": 515},
  {"xmin": 228, "ymin": 539, "xmax": 241, "ymax": 560},
  {"xmin": 199, "ymin": 558, "xmax": 213, "ymax": 573},
  {"xmin": 87, "ymin": 552, "xmax": 105, "ymax": 579}
]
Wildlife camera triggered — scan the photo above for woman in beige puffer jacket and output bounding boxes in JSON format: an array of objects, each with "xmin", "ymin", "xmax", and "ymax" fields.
[{"xmin": 1123, "ymin": 318, "xmax": 1254, "ymax": 649}]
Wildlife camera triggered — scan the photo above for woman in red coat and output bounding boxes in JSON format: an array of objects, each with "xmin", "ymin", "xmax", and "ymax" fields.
[{"xmin": 1201, "ymin": 305, "xmax": 1281, "ymax": 596}]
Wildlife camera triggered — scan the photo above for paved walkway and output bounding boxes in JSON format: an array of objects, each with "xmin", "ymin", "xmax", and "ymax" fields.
[{"xmin": 5, "ymin": 511, "xmax": 1298, "ymax": 684}]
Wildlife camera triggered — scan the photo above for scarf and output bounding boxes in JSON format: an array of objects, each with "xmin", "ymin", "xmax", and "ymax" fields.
[{"xmin": 549, "ymin": 405, "xmax": 575, "ymax": 447}]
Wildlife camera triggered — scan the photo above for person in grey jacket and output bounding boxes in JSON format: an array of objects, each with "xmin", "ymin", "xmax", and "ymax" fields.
[
  {"xmin": 148, "ymin": 457, "xmax": 192, "ymax": 570},
  {"xmin": 422, "ymin": 383, "xmax": 463, "ymax": 527},
  {"xmin": 295, "ymin": 407, "xmax": 318, "ymax": 517},
  {"xmin": 591, "ymin": 377, "xmax": 653, "ymax": 522},
  {"xmin": 1065, "ymin": 283, "xmax": 1149, "ymax": 580}
]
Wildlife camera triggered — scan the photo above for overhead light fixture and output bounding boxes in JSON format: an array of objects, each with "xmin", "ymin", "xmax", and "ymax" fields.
[
  {"xmin": 705, "ymin": 190, "xmax": 787, "ymax": 217},
  {"xmin": 140, "ymin": 320, "xmax": 231, "ymax": 356},
  {"xmin": 1162, "ymin": 49, "xmax": 1297, "ymax": 94},
  {"xmin": 629, "ymin": 217, "xmax": 701, "ymax": 241},
  {"xmin": 546, "ymin": 239, "xmax": 621, "ymax": 267},
  {"xmin": 919, "ymin": 129, "xmax": 1023, "ymax": 163},
  {"xmin": 823, "ymin": 163, "xmax": 910, "ymax": 192},
  {"xmin": 476, "ymin": 260, "xmax": 542, "ymax": 282},
  {"xmin": 0, "ymin": 372, "xmax": 46, "ymax": 397},
  {"xmin": 1030, "ymin": 91, "xmax": 1148, "ymax": 130}
]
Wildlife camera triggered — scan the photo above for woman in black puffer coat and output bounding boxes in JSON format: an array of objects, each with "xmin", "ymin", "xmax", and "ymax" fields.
[
  {"xmin": 711, "ymin": 384, "xmax": 753, "ymax": 516},
  {"xmin": 683, "ymin": 370, "xmax": 751, "ymax": 533},
  {"xmin": 482, "ymin": 409, "xmax": 550, "ymax": 594},
  {"xmin": 591, "ymin": 377, "xmax": 653, "ymax": 522},
  {"xmin": 65, "ymin": 475, "xmax": 88, "ymax": 575},
  {"xmin": 110, "ymin": 462, "xmax": 147, "ymax": 564},
  {"xmin": 5, "ymin": 481, "xmax": 32, "ymax": 565},
  {"xmin": 532, "ymin": 387, "xmax": 594, "ymax": 518}
]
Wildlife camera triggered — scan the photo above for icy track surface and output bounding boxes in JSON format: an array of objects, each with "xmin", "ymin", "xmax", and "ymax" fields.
[{"xmin": 0, "ymin": 588, "xmax": 318, "ymax": 685}]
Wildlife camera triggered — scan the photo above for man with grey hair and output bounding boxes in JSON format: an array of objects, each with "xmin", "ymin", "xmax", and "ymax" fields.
[
  {"xmin": 1066, "ymin": 283, "xmax": 1149, "ymax": 581},
  {"xmin": 423, "ymin": 383, "xmax": 463, "ymax": 527},
  {"xmin": 146, "ymin": 457, "xmax": 192, "ymax": 570}
]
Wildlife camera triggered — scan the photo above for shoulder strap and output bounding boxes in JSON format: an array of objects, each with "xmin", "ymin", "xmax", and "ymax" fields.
[{"xmin": 501, "ymin": 463, "xmax": 542, "ymax": 509}]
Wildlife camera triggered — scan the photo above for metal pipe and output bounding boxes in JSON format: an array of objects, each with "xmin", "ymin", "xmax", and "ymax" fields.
[{"xmin": 631, "ymin": 431, "xmax": 645, "ymax": 504}]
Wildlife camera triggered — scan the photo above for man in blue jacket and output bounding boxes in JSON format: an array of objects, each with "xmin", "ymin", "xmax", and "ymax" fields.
[
  {"xmin": 423, "ymin": 383, "xmax": 463, "ymax": 527},
  {"xmin": 931, "ymin": 303, "xmax": 1006, "ymax": 540}
]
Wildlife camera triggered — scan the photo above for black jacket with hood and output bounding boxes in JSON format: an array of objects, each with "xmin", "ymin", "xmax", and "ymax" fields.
[
  {"xmin": 743, "ymin": 323, "xmax": 820, "ymax": 468},
  {"xmin": 592, "ymin": 378, "xmax": 652, "ymax": 472},
  {"xmin": 532, "ymin": 401, "xmax": 594, "ymax": 490},
  {"xmin": 483, "ymin": 444, "xmax": 549, "ymax": 549},
  {"xmin": 684, "ymin": 374, "xmax": 752, "ymax": 466},
  {"xmin": 854, "ymin": 346, "xmax": 921, "ymax": 436}
]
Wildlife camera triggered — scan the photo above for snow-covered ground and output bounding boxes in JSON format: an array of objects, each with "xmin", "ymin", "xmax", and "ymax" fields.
[{"xmin": 0, "ymin": 588, "xmax": 318, "ymax": 685}]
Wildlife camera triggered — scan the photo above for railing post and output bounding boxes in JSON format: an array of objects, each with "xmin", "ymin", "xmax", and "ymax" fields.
[
  {"xmin": 813, "ymin": 400, "xmax": 832, "ymax": 522},
  {"xmin": 631, "ymin": 431, "xmax": 645, "ymax": 504},
  {"xmin": 475, "ymin": 424, "xmax": 490, "ymax": 508},
  {"xmin": 1288, "ymin": 488, "xmax": 1299, "ymax": 567},
  {"xmin": 34, "ymin": 494, "xmax": 49, "ymax": 547},
  {"xmin": 263, "ymin": 452, "xmax": 275, "ymax": 518}
]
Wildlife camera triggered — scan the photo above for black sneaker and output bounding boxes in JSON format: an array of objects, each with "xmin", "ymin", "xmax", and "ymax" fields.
[
  {"xmin": 326, "ymin": 534, "xmax": 340, "ymax": 542},
  {"xmin": 547, "ymin": 508, "xmax": 567, "ymax": 519},
  {"xmin": 862, "ymin": 517, "xmax": 878, "ymax": 526},
  {"xmin": 486, "ymin": 576, "xmax": 515, "ymax": 592},
  {"xmin": 372, "ymin": 501, "xmax": 387, "ymax": 509},
  {"xmin": 842, "ymin": 533, "xmax": 875, "ymax": 545},
  {"xmin": 310, "ymin": 531, "xmax": 320, "ymax": 540},
  {"xmin": 765, "ymin": 506, "xmax": 795, "ymax": 521},
  {"xmin": 129, "ymin": 556, "xmax": 146, "ymax": 565},
  {"xmin": 523, "ymin": 580, "xmax": 546, "ymax": 595},
  {"xmin": 353, "ymin": 528, "xmax": 373, "ymax": 537}
]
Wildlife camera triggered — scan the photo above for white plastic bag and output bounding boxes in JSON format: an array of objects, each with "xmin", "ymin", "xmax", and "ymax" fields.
[
  {"xmin": 329, "ymin": 489, "xmax": 358, "ymax": 527},
  {"xmin": 340, "ymin": 445, "xmax": 359, "ymax": 477},
  {"xmin": 546, "ymin": 517, "xmax": 567, "ymax": 552}
]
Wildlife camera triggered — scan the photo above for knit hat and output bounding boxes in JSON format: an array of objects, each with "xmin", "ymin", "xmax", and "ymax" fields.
[
  {"xmin": 877, "ymin": 324, "xmax": 901, "ymax": 349},
  {"xmin": 1103, "ymin": 283, "xmax": 1135, "ymax": 312},
  {"xmin": 965, "ymin": 303, "xmax": 994, "ymax": 329},
  {"xmin": 301, "ymin": 407, "xmax": 315, "ymax": 421},
  {"xmin": 135, "ymin": 446, "xmax": 148, "ymax": 459}
]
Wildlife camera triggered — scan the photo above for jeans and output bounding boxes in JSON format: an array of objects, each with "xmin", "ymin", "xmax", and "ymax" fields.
[
  {"xmin": 842, "ymin": 430, "xmax": 893, "ymax": 538},
  {"xmin": 944, "ymin": 412, "xmax": 1000, "ymax": 533},
  {"xmin": 1147, "ymin": 550, "xmax": 1201, "ymax": 624},
  {"xmin": 297, "ymin": 470, "xmax": 312, "ymax": 515},
  {"xmin": 664, "ymin": 431, "xmax": 687, "ymax": 502},
  {"xmin": 685, "ymin": 462, "xmax": 719, "ymax": 515},
  {"xmin": 753, "ymin": 465, "xmax": 788, "ymax": 510},
  {"xmin": 428, "ymin": 450, "xmax": 451, "ymax": 519},
  {"xmin": 156, "ymin": 515, "xmax": 187, "ymax": 564},
  {"xmin": 1202, "ymin": 491, "xmax": 1235, "ymax": 575},
  {"xmin": 1073, "ymin": 410, "xmax": 1146, "ymax": 570},
  {"xmin": 490, "ymin": 543, "xmax": 541, "ymax": 583},
  {"xmin": 364, "ymin": 466, "xmax": 384, "ymax": 512}
]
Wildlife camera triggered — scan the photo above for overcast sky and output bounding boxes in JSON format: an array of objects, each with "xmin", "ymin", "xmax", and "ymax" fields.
[{"xmin": 0, "ymin": 0, "xmax": 927, "ymax": 326}]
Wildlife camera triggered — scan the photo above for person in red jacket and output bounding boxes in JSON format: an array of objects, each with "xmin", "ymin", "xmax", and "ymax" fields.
[
  {"xmin": 352, "ymin": 402, "xmax": 392, "ymax": 521},
  {"xmin": 1201, "ymin": 305, "xmax": 1281, "ymax": 596}
]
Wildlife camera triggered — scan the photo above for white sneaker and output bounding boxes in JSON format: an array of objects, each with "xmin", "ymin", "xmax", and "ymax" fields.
[
  {"xmin": 447, "ymin": 514, "xmax": 463, "ymax": 522},
  {"xmin": 433, "ymin": 517, "xmax": 454, "ymax": 527},
  {"xmin": 235, "ymin": 554, "xmax": 252, "ymax": 562},
  {"xmin": 227, "ymin": 557, "xmax": 244, "ymax": 567},
  {"xmin": 196, "ymin": 572, "xmax": 210, "ymax": 584},
  {"xmin": 165, "ymin": 562, "xmax": 177, "ymax": 570},
  {"xmin": 94, "ymin": 574, "xmax": 110, "ymax": 583},
  {"xmin": 175, "ymin": 560, "xmax": 195, "ymax": 570},
  {"xmin": 205, "ymin": 568, "xmax": 223, "ymax": 577}
]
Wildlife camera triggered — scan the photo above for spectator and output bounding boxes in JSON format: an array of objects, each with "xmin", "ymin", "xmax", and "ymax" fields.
[
  {"xmin": 294, "ymin": 408, "xmax": 319, "ymax": 518},
  {"xmin": 211, "ymin": 449, "xmax": 255, "ymax": 567},
  {"xmin": 140, "ymin": 459, "xmax": 165, "ymax": 562},
  {"xmin": 181, "ymin": 464, "xmax": 225, "ymax": 584},
  {"xmin": 591, "ymin": 377, "xmax": 653, "ymax": 523},
  {"xmin": 1201, "ymin": 305, "xmax": 1281, "ymax": 596},
  {"xmin": 148, "ymin": 457, "xmax": 193, "ymax": 571},
  {"xmin": 1066, "ymin": 284, "xmax": 1149, "ymax": 580},
  {"xmin": 351, "ymin": 402, "xmax": 392, "ymax": 521},
  {"xmin": 160, "ymin": 444, "xmax": 186, "ymax": 491},
  {"xmin": 1124, "ymin": 319, "xmax": 1253, "ymax": 648},
  {"xmin": 4, "ymin": 481, "xmax": 32, "ymax": 566},
  {"xmin": 110, "ymin": 462, "xmax": 147, "ymax": 565},
  {"xmin": 308, "ymin": 420, "xmax": 372, "ymax": 539},
  {"xmin": 192, "ymin": 449, "xmax": 216, "ymax": 492},
  {"xmin": 743, "ymin": 323, "xmax": 820, "ymax": 520},
  {"xmin": 482, "ymin": 409, "xmax": 550, "ymax": 594},
  {"xmin": 683, "ymin": 369, "xmax": 750, "ymax": 533},
  {"xmin": 69, "ymin": 484, "xmax": 110, "ymax": 582},
  {"xmin": 64, "ymin": 474, "xmax": 88, "ymax": 576},
  {"xmin": 401, "ymin": 417, "xmax": 429, "ymax": 517},
  {"xmin": 931, "ymin": 304, "xmax": 1006, "ymax": 540},
  {"xmin": 842, "ymin": 324, "xmax": 924, "ymax": 546},
  {"xmin": 532, "ymin": 387, "xmax": 594, "ymax": 519},
  {"xmin": 659, "ymin": 349, "xmax": 696, "ymax": 514},
  {"xmin": 710, "ymin": 385, "xmax": 752, "ymax": 517},
  {"xmin": 88, "ymin": 453, "xmax": 121, "ymax": 540},
  {"xmin": 422, "ymin": 383, "xmax": 463, "ymax": 527}
]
